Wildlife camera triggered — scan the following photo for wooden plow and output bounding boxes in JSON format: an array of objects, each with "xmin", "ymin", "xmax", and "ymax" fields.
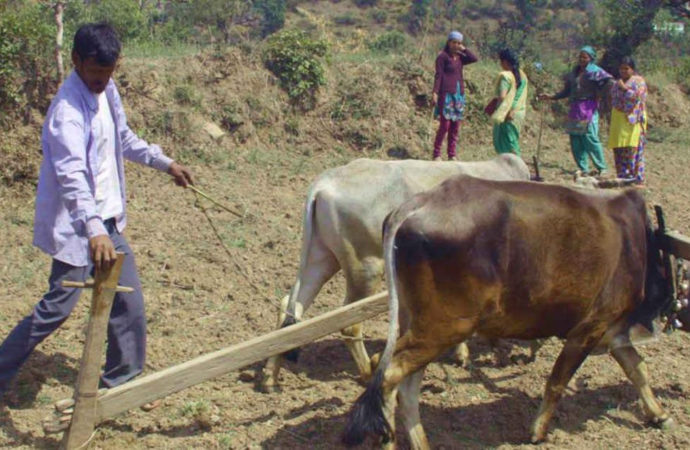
[
  {"xmin": 43, "ymin": 206, "xmax": 690, "ymax": 449},
  {"xmin": 46, "ymin": 264, "xmax": 388, "ymax": 449}
]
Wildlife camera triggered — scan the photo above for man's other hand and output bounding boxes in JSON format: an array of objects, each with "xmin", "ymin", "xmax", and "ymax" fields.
[
  {"xmin": 168, "ymin": 162, "xmax": 194, "ymax": 187},
  {"xmin": 89, "ymin": 235, "xmax": 116, "ymax": 273}
]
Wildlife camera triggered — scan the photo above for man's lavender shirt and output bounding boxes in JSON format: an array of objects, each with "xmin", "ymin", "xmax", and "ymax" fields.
[{"xmin": 33, "ymin": 70, "xmax": 173, "ymax": 267}]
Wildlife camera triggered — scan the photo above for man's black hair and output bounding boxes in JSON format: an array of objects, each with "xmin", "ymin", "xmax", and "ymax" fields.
[{"xmin": 73, "ymin": 22, "xmax": 121, "ymax": 66}]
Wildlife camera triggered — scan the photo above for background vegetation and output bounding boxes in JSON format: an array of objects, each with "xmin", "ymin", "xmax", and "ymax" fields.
[{"xmin": 1, "ymin": 0, "xmax": 690, "ymax": 185}]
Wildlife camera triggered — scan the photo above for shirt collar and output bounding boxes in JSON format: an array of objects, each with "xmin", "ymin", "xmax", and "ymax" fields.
[{"xmin": 65, "ymin": 70, "xmax": 102, "ymax": 112}]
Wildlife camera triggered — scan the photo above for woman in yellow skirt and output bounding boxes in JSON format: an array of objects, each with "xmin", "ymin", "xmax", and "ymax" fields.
[{"xmin": 608, "ymin": 56, "xmax": 647, "ymax": 185}]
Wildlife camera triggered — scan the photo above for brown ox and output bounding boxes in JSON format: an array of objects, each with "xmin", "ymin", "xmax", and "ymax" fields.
[
  {"xmin": 343, "ymin": 176, "xmax": 676, "ymax": 448},
  {"xmin": 261, "ymin": 155, "xmax": 530, "ymax": 391}
]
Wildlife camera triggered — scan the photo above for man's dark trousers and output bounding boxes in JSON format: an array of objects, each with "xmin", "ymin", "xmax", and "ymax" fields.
[{"xmin": 0, "ymin": 219, "xmax": 146, "ymax": 394}]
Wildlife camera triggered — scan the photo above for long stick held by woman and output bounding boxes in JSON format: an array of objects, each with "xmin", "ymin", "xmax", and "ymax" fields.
[{"xmin": 540, "ymin": 45, "xmax": 612, "ymax": 176}]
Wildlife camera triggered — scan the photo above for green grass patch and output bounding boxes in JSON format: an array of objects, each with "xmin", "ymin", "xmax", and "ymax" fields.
[{"xmin": 124, "ymin": 41, "xmax": 203, "ymax": 60}]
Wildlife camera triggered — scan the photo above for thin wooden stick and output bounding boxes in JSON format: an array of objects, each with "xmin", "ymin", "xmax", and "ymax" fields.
[
  {"xmin": 187, "ymin": 185, "xmax": 244, "ymax": 218},
  {"xmin": 62, "ymin": 279, "xmax": 134, "ymax": 293}
]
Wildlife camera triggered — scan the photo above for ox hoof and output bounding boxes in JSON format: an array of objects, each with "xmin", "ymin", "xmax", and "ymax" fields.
[
  {"xmin": 256, "ymin": 371, "xmax": 281, "ymax": 394},
  {"xmin": 530, "ymin": 433, "xmax": 547, "ymax": 444},
  {"xmin": 652, "ymin": 416, "xmax": 675, "ymax": 431},
  {"xmin": 257, "ymin": 380, "xmax": 281, "ymax": 394},
  {"xmin": 257, "ymin": 373, "xmax": 282, "ymax": 393}
]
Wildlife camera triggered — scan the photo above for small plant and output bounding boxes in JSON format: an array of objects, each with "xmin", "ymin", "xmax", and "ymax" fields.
[
  {"xmin": 368, "ymin": 31, "xmax": 407, "ymax": 53},
  {"xmin": 354, "ymin": 0, "xmax": 378, "ymax": 6},
  {"xmin": 220, "ymin": 103, "xmax": 244, "ymax": 133},
  {"xmin": 263, "ymin": 29, "xmax": 328, "ymax": 110},
  {"xmin": 333, "ymin": 12, "xmax": 359, "ymax": 26},
  {"xmin": 369, "ymin": 9, "xmax": 387, "ymax": 24},
  {"xmin": 173, "ymin": 84, "xmax": 200, "ymax": 106},
  {"xmin": 180, "ymin": 399, "xmax": 210, "ymax": 417},
  {"xmin": 284, "ymin": 116, "xmax": 300, "ymax": 136}
]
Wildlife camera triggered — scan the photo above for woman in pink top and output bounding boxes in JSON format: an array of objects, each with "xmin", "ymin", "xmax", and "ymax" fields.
[{"xmin": 431, "ymin": 30, "xmax": 478, "ymax": 161}]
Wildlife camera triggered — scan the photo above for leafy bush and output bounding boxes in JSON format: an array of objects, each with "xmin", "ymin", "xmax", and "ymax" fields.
[
  {"xmin": 255, "ymin": 0, "xmax": 286, "ymax": 37},
  {"xmin": 408, "ymin": 0, "xmax": 431, "ymax": 34},
  {"xmin": 368, "ymin": 30, "xmax": 407, "ymax": 53},
  {"xmin": 89, "ymin": 0, "xmax": 150, "ymax": 42},
  {"xmin": 0, "ymin": 2, "xmax": 55, "ymax": 125},
  {"xmin": 263, "ymin": 29, "xmax": 328, "ymax": 110}
]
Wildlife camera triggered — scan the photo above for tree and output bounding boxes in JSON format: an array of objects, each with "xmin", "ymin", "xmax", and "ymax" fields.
[
  {"xmin": 598, "ymin": 0, "xmax": 690, "ymax": 74},
  {"xmin": 170, "ymin": 0, "xmax": 254, "ymax": 43},
  {"xmin": 53, "ymin": 1, "xmax": 65, "ymax": 83}
]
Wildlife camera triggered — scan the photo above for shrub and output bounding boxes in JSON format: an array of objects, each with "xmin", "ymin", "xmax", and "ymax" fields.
[
  {"xmin": 255, "ymin": 0, "xmax": 286, "ymax": 37},
  {"xmin": 368, "ymin": 30, "xmax": 407, "ymax": 53},
  {"xmin": 263, "ymin": 29, "xmax": 328, "ymax": 110},
  {"xmin": 408, "ymin": 0, "xmax": 431, "ymax": 34},
  {"xmin": 89, "ymin": 0, "xmax": 149, "ymax": 42},
  {"xmin": 354, "ymin": 0, "xmax": 378, "ymax": 6},
  {"xmin": 0, "ymin": 2, "xmax": 55, "ymax": 125}
]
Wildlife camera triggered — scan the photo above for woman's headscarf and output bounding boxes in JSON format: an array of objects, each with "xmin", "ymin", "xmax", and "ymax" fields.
[
  {"xmin": 580, "ymin": 45, "xmax": 596, "ymax": 60},
  {"xmin": 577, "ymin": 45, "xmax": 611, "ymax": 83},
  {"xmin": 447, "ymin": 30, "xmax": 463, "ymax": 42}
]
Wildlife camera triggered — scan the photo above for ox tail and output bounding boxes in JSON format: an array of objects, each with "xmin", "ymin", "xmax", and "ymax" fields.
[
  {"xmin": 279, "ymin": 184, "xmax": 320, "ymax": 360},
  {"xmin": 342, "ymin": 210, "xmax": 406, "ymax": 447}
]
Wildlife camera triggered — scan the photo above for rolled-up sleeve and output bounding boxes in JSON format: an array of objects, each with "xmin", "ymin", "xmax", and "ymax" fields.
[
  {"xmin": 109, "ymin": 86, "xmax": 173, "ymax": 171},
  {"xmin": 461, "ymin": 49, "xmax": 478, "ymax": 65},
  {"xmin": 46, "ymin": 103, "xmax": 100, "ymax": 229}
]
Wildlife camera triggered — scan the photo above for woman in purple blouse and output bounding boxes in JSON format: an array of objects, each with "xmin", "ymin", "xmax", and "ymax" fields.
[{"xmin": 431, "ymin": 30, "xmax": 478, "ymax": 161}]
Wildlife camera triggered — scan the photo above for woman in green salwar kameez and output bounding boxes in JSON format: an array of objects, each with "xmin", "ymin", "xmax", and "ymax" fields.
[{"xmin": 491, "ymin": 49, "xmax": 528, "ymax": 156}]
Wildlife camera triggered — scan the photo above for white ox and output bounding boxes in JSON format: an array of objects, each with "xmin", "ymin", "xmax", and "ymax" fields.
[{"xmin": 261, "ymin": 154, "xmax": 530, "ymax": 390}]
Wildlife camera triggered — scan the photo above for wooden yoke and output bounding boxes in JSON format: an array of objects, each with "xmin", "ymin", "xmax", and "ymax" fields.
[{"xmin": 61, "ymin": 253, "xmax": 127, "ymax": 450}]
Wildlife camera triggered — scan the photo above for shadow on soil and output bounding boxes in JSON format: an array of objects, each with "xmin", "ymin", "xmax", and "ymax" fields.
[
  {"xmin": 3, "ymin": 351, "xmax": 78, "ymax": 409},
  {"xmin": 257, "ymin": 336, "xmax": 545, "ymax": 388},
  {"xmin": 262, "ymin": 382, "xmax": 676, "ymax": 449}
]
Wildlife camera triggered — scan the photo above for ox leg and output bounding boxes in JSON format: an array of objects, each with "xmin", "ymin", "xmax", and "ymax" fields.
[
  {"xmin": 610, "ymin": 343, "xmax": 673, "ymax": 429},
  {"xmin": 380, "ymin": 334, "xmax": 458, "ymax": 448},
  {"xmin": 452, "ymin": 341, "xmax": 470, "ymax": 367},
  {"xmin": 531, "ymin": 330, "xmax": 603, "ymax": 443},
  {"xmin": 528, "ymin": 339, "xmax": 544, "ymax": 363},
  {"xmin": 398, "ymin": 368, "xmax": 430, "ymax": 450},
  {"xmin": 261, "ymin": 242, "xmax": 339, "ymax": 392},
  {"xmin": 342, "ymin": 259, "xmax": 384, "ymax": 381}
]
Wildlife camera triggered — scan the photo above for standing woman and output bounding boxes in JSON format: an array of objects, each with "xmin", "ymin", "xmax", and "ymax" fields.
[
  {"xmin": 491, "ymin": 48, "xmax": 528, "ymax": 156},
  {"xmin": 431, "ymin": 30, "xmax": 478, "ymax": 161},
  {"xmin": 540, "ymin": 46, "xmax": 612, "ymax": 175},
  {"xmin": 608, "ymin": 56, "xmax": 647, "ymax": 185}
]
